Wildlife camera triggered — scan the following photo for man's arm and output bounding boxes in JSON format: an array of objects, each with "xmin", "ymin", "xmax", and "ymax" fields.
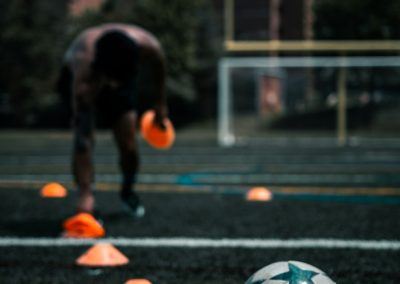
[
  {"xmin": 73, "ymin": 103, "xmax": 94, "ymax": 186},
  {"xmin": 142, "ymin": 45, "xmax": 168, "ymax": 129}
]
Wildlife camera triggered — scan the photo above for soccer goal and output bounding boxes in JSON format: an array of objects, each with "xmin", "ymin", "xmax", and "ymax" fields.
[
  {"xmin": 219, "ymin": 0, "xmax": 400, "ymax": 147},
  {"xmin": 218, "ymin": 55, "xmax": 400, "ymax": 147}
]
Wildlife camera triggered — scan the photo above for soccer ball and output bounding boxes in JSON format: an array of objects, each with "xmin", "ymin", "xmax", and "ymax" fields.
[{"xmin": 245, "ymin": 260, "xmax": 336, "ymax": 284}]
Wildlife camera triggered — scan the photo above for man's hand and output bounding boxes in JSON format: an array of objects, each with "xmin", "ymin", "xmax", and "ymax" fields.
[{"xmin": 153, "ymin": 105, "xmax": 168, "ymax": 131}]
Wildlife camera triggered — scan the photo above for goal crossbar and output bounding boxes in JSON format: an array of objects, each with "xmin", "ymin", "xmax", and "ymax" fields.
[{"xmin": 225, "ymin": 40, "xmax": 400, "ymax": 53}]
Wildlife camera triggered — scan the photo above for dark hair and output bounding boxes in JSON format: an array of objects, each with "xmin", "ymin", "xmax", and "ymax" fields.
[{"xmin": 92, "ymin": 30, "xmax": 139, "ymax": 82}]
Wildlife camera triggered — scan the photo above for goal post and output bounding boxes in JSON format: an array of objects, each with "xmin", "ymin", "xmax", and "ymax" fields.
[{"xmin": 217, "ymin": 56, "xmax": 400, "ymax": 147}]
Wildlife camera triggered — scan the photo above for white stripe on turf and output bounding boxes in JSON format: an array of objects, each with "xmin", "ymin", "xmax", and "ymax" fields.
[{"xmin": 0, "ymin": 237, "xmax": 399, "ymax": 250}]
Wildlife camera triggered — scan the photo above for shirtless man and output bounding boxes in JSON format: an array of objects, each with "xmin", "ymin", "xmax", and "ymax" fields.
[{"xmin": 58, "ymin": 23, "xmax": 168, "ymax": 217}]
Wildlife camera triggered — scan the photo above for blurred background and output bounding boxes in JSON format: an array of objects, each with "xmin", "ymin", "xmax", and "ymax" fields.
[
  {"xmin": 0, "ymin": 0, "xmax": 399, "ymax": 138},
  {"xmin": 0, "ymin": 3, "xmax": 399, "ymax": 282}
]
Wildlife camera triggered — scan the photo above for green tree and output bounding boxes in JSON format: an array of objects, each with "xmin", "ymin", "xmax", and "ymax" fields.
[
  {"xmin": 0, "ymin": 0, "xmax": 68, "ymax": 127},
  {"xmin": 314, "ymin": 0, "xmax": 400, "ymax": 39},
  {"xmin": 0, "ymin": 0, "xmax": 220, "ymax": 128}
]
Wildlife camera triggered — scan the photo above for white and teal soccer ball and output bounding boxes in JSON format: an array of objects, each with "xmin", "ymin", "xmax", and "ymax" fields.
[{"xmin": 245, "ymin": 260, "xmax": 336, "ymax": 284}]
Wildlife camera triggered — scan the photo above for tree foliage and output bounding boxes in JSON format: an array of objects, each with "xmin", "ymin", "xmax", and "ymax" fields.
[
  {"xmin": 314, "ymin": 0, "xmax": 400, "ymax": 39},
  {"xmin": 0, "ymin": 0, "xmax": 220, "ymax": 127},
  {"xmin": 0, "ymin": 0, "xmax": 68, "ymax": 126}
]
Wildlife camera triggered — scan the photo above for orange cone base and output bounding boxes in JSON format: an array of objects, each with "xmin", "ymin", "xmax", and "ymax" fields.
[
  {"xmin": 125, "ymin": 279, "xmax": 152, "ymax": 284},
  {"xmin": 246, "ymin": 187, "xmax": 273, "ymax": 201},
  {"xmin": 76, "ymin": 243, "xmax": 129, "ymax": 267},
  {"xmin": 140, "ymin": 110, "xmax": 175, "ymax": 150},
  {"xmin": 62, "ymin": 213, "xmax": 105, "ymax": 238},
  {"xmin": 40, "ymin": 182, "xmax": 67, "ymax": 198}
]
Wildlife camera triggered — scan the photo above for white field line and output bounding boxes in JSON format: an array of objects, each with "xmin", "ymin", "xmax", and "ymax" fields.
[{"xmin": 0, "ymin": 237, "xmax": 399, "ymax": 250}]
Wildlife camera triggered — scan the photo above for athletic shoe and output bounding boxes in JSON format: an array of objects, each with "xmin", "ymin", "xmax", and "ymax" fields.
[{"xmin": 121, "ymin": 194, "xmax": 145, "ymax": 218}]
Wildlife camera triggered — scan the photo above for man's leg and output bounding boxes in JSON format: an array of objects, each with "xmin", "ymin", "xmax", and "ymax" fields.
[
  {"xmin": 112, "ymin": 110, "xmax": 144, "ymax": 217},
  {"xmin": 72, "ymin": 105, "xmax": 95, "ymax": 214}
]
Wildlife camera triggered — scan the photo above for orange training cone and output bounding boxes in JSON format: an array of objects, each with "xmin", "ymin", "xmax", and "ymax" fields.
[
  {"xmin": 246, "ymin": 187, "xmax": 273, "ymax": 201},
  {"xmin": 40, "ymin": 182, "xmax": 67, "ymax": 198},
  {"xmin": 140, "ymin": 110, "xmax": 175, "ymax": 150},
  {"xmin": 62, "ymin": 213, "xmax": 105, "ymax": 238},
  {"xmin": 76, "ymin": 243, "xmax": 129, "ymax": 267},
  {"xmin": 125, "ymin": 279, "xmax": 152, "ymax": 284}
]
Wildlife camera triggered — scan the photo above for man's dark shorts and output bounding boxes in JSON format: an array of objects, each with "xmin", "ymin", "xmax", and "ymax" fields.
[
  {"xmin": 57, "ymin": 67, "xmax": 137, "ymax": 128},
  {"xmin": 95, "ymin": 80, "xmax": 137, "ymax": 127}
]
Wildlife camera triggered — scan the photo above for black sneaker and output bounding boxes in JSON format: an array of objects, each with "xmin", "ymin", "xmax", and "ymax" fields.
[{"xmin": 121, "ymin": 194, "xmax": 145, "ymax": 218}]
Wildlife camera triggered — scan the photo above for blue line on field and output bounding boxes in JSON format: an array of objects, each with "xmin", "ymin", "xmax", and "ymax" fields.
[
  {"xmin": 175, "ymin": 172, "xmax": 400, "ymax": 187},
  {"xmin": 272, "ymin": 192, "xmax": 400, "ymax": 204}
]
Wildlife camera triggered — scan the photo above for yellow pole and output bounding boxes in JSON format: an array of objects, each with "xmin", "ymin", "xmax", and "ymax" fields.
[
  {"xmin": 337, "ymin": 65, "xmax": 347, "ymax": 146},
  {"xmin": 224, "ymin": 40, "xmax": 400, "ymax": 52},
  {"xmin": 224, "ymin": 0, "xmax": 234, "ymax": 42}
]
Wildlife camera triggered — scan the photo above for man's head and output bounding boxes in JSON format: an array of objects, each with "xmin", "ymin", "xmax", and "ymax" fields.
[{"xmin": 92, "ymin": 30, "xmax": 139, "ymax": 83}]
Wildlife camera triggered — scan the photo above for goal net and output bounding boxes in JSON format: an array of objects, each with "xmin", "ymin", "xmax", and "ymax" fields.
[{"xmin": 218, "ymin": 56, "xmax": 400, "ymax": 146}]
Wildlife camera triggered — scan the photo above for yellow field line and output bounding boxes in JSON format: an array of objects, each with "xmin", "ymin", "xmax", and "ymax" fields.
[{"xmin": 0, "ymin": 180, "xmax": 399, "ymax": 196}]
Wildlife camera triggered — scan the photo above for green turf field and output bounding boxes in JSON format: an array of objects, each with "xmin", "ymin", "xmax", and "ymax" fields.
[{"xmin": 0, "ymin": 131, "xmax": 399, "ymax": 283}]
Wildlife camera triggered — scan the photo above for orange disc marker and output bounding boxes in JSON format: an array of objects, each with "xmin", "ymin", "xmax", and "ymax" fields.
[
  {"xmin": 246, "ymin": 187, "xmax": 273, "ymax": 201},
  {"xmin": 76, "ymin": 243, "xmax": 129, "ymax": 267},
  {"xmin": 125, "ymin": 279, "xmax": 152, "ymax": 284},
  {"xmin": 63, "ymin": 213, "xmax": 105, "ymax": 238},
  {"xmin": 40, "ymin": 182, "xmax": 67, "ymax": 198},
  {"xmin": 140, "ymin": 110, "xmax": 175, "ymax": 149}
]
